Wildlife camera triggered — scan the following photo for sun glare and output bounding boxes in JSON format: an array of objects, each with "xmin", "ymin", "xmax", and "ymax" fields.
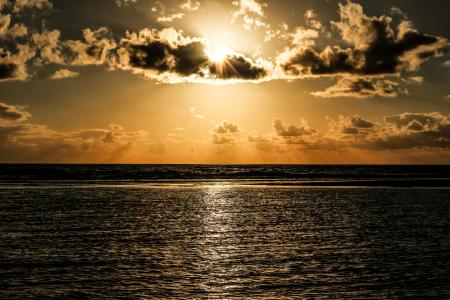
[
  {"xmin": 206, "ymin": 36, "xmax": 235, "ymax": 63},
  {"xmin": 207, "ymin": 46, "xmax": 234, "ymax": 63}
]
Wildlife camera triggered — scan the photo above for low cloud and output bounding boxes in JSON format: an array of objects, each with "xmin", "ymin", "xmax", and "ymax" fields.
[
  {"xmin": 0, "ymin": 101, "xmax": 31, "ymax": 122},
  {"xmin": 327, "ymin": 115, "xmax": 377, "ymax": 137},
  {"xmin": 0, "ymin": 100, "xmax": 157, "ymax": 162},
  {"xmin": 248, "ymin": 134, "xmax": 282, "ymax": 153},
  {"xmin": 211, "ymin": 121, "xmax": 240, "ymax": 144},
  {"xmin": 327, "ymin": 112, "xmax": 450, "ymax": 150},
  {"xmin": 273, "ymin": 119, "xmax": 316, "ymax": 137},
  {"xmin": 50, "ymin": 68, "xmax": 80, "ymax": 80},
  {"xmin": 250, "ymin": 112, "xmax": 450, "ymax": 153}
]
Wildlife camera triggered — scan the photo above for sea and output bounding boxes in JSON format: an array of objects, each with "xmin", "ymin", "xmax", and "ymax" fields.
[{"xmin": 1, "ymin": 164, "xmax": 450, "ymax": 299}]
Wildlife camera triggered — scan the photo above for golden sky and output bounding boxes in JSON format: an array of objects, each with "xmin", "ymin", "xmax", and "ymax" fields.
[{"xmin": 0, "ymin": 0, "xmax": 449, "ymax": 163}]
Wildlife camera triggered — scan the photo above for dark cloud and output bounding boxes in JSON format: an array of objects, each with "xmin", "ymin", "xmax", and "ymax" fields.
[
  {"xmin": 0, "ymin": 61, "xmax": 16, "ymax": 79},
  {"xmin": 0, "ymin": 45, "xmax": 34, "ymax": 81},
  {"xmin": 327, "ymin": 115, "xmax": 378, "ymax": 137},
  {"xmin": 0, "ymin": 101, "xmax": 31, "ymax": 121},
  {"xmin": 327, "ymin": 112, "xmax": 450, "ymax": 150},
  {"xmin": 273, "ymin": 119, "xmax": 316, "ymax": 137},
  {"xmin": 117, "ymin": 28, "xmax": 268, "ymax": 82},
  {"xmin": 280, "ymin": 2, "xmax": 448, "ymax": 77},
  {"xmin": 374, "ymin": 112, "xmax": 450, "ymax": 149},
  {"xmin": 213, "ymin": 122, "xmax": 239, "ymax": 134},
  {"xmin": 0, "ymin": 0, "xmax": 446, "ymax": 86},
  {"xmin": 209, "ymin": 54, "xmax": 267, "ymax": 80},
  {"xmin": 350, "ymin": 116, "xmax": 375, "ymax": 129},
  {"xmin": 123, "ymin": 39, "xmax": 208, "ymax": 75},
  {"xmin": 251, "ymin": 112, "xmax": 450, "ymax": 153},
  {"xmin": 312, "ymin": 77, "xmax": 406, "ymax": 98}
]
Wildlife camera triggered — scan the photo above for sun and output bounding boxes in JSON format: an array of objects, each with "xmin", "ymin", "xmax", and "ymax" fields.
[
  {"xmin": 207, "ymin": 45, "xmax": 234, "ymax": 63},
  {"xmin": 208, "ymin": 47, "xmax": 233, "ymax": 62}
]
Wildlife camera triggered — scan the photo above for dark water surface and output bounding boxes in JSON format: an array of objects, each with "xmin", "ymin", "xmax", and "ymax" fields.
[{"xmin": 1, "ymin": 165, "xmax": 450, "ymax": 298}]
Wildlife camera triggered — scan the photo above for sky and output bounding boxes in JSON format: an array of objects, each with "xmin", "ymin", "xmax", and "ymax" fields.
[{"xmin": 0, "ymin": 0, "xmax": 449, "ymax": 164}]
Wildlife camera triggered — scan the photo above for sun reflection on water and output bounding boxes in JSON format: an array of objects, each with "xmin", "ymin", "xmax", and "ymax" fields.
[{"xmin": 199, "ymin": 183, "xmax": 242, "ymax": 295}]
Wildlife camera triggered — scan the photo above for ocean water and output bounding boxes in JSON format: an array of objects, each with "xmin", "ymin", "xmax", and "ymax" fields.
[{"xmin": 1, "ymin": 165, "xmax": 450, "ymax": 299}]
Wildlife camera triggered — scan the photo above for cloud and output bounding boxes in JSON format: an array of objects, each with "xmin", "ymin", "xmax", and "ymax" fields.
[
  {"xmin": 250, "ymin": 112, "xmax": 450, "ymax": 153},
  {"xmin": 213, "ymin": 121, "xmax": 239, "ymax": 134},
  {"xmin": 326, "ymin": 112, "xmax": 450, "ymax": 150},
  {"xmin": 327, "ymin": 115, "xmax": 377, "ymax": 137},
  {"xmin": 311, "ymin": 77, "xmax": 407, "ymax": 98},
  {"xmin": 157, "ymin": 13, "xmax": 184, "ymax": 23},
  {"xmin": 28, "ymin": 27, "xmax": 116, "ymax": 67},
  {"xmin": 115, "ymin": 0, "xmax": 137, "ymax": 7},
  {"xmin": 32, "ymin": 30, "xmax": 65, "ymax": 65},
  {"xmin": 0, "ymin": 44, "xmax": 35, "ymax": 81},
  {"xmin": 0, "ymin": 25, "xmax": 117, "ymax": 81},
  {"xmin": 208, "ymin": 53, "xmax": 267, "ymax": 79},
  {"xmin": 13, "ymin": 0, "xmax": 52, "ymax": 12},
  {"xmin": 248, "ymin": 134, "xmax": 282, "ymax": 152},
  {"xmin": 50, "ymin": 68, "xmax": 80, "ymax": 80},
  {"xmin": 304, "ymin": 9, "xmax": 322, "ymax": 31},
  {"xmin": 0, "ymin": 101, "xmax": 31, "ymax": 122},
  {"xmin": 390, "ymin": 6, "xmax": 408, "ymax": 19},
  {"xmin": 0, "ymin": 0, "xmax": 52, "ymax": 13},
  {"xmin": 0, "ymin": 101, "xmax": 154, "ymax": 162},
  {"xmin": 64, "ymin": 27, "xmax": 117, "ymax": 66},
  {"xmin": 374, "ymin": 112, "xmax": 450, "ymax": 149},
  {"xmin": 152, "ymin": 0, "xmax": 201, "ymax": 24},
  {"xmin": 211, "ymin": 121, "xmax": 240, "ymax": 144},
  {"xmin": 402, "ymin": 76, "xmax": 423, "ymax": 84},
  {"xmin": 0, "ymin": 0, "xmax": 8, "ymax": 11},
  {"xmin": 0, "ymin": 0, "xmax": 446, "ymax": 88},
  {"xmin": 0, "ymin": 13, "xmax": 10, "ymax": 36},
  {"xmin": 117, "ymin": 28, "xmax": 208, "ymax": 75},
  {"xmin": 179, "ymin": 0, "xmax": 200, "ymax": 11},
  {"xmin": 116, "ymin": 28, "xmax": 267, "ymax": 82},
  {"xmin": 232, "ymin": 0, "xmax": 268, "ymax": 30},
  {"xmin": 0, "ymin": 14, "xmax": 27, "ymax": 38},
  {"xmin": 280, "ymin": 1, "xmax": 447, "ymax": 77},
  {"xmin": 273, "ymin": 119, "xmax": 316, "ymax": 137}
]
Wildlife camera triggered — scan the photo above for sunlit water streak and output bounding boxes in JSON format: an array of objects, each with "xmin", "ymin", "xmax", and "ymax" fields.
[{"xmin": 1, "ymin": 180, "xmax": 450, "ymax": 298}]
